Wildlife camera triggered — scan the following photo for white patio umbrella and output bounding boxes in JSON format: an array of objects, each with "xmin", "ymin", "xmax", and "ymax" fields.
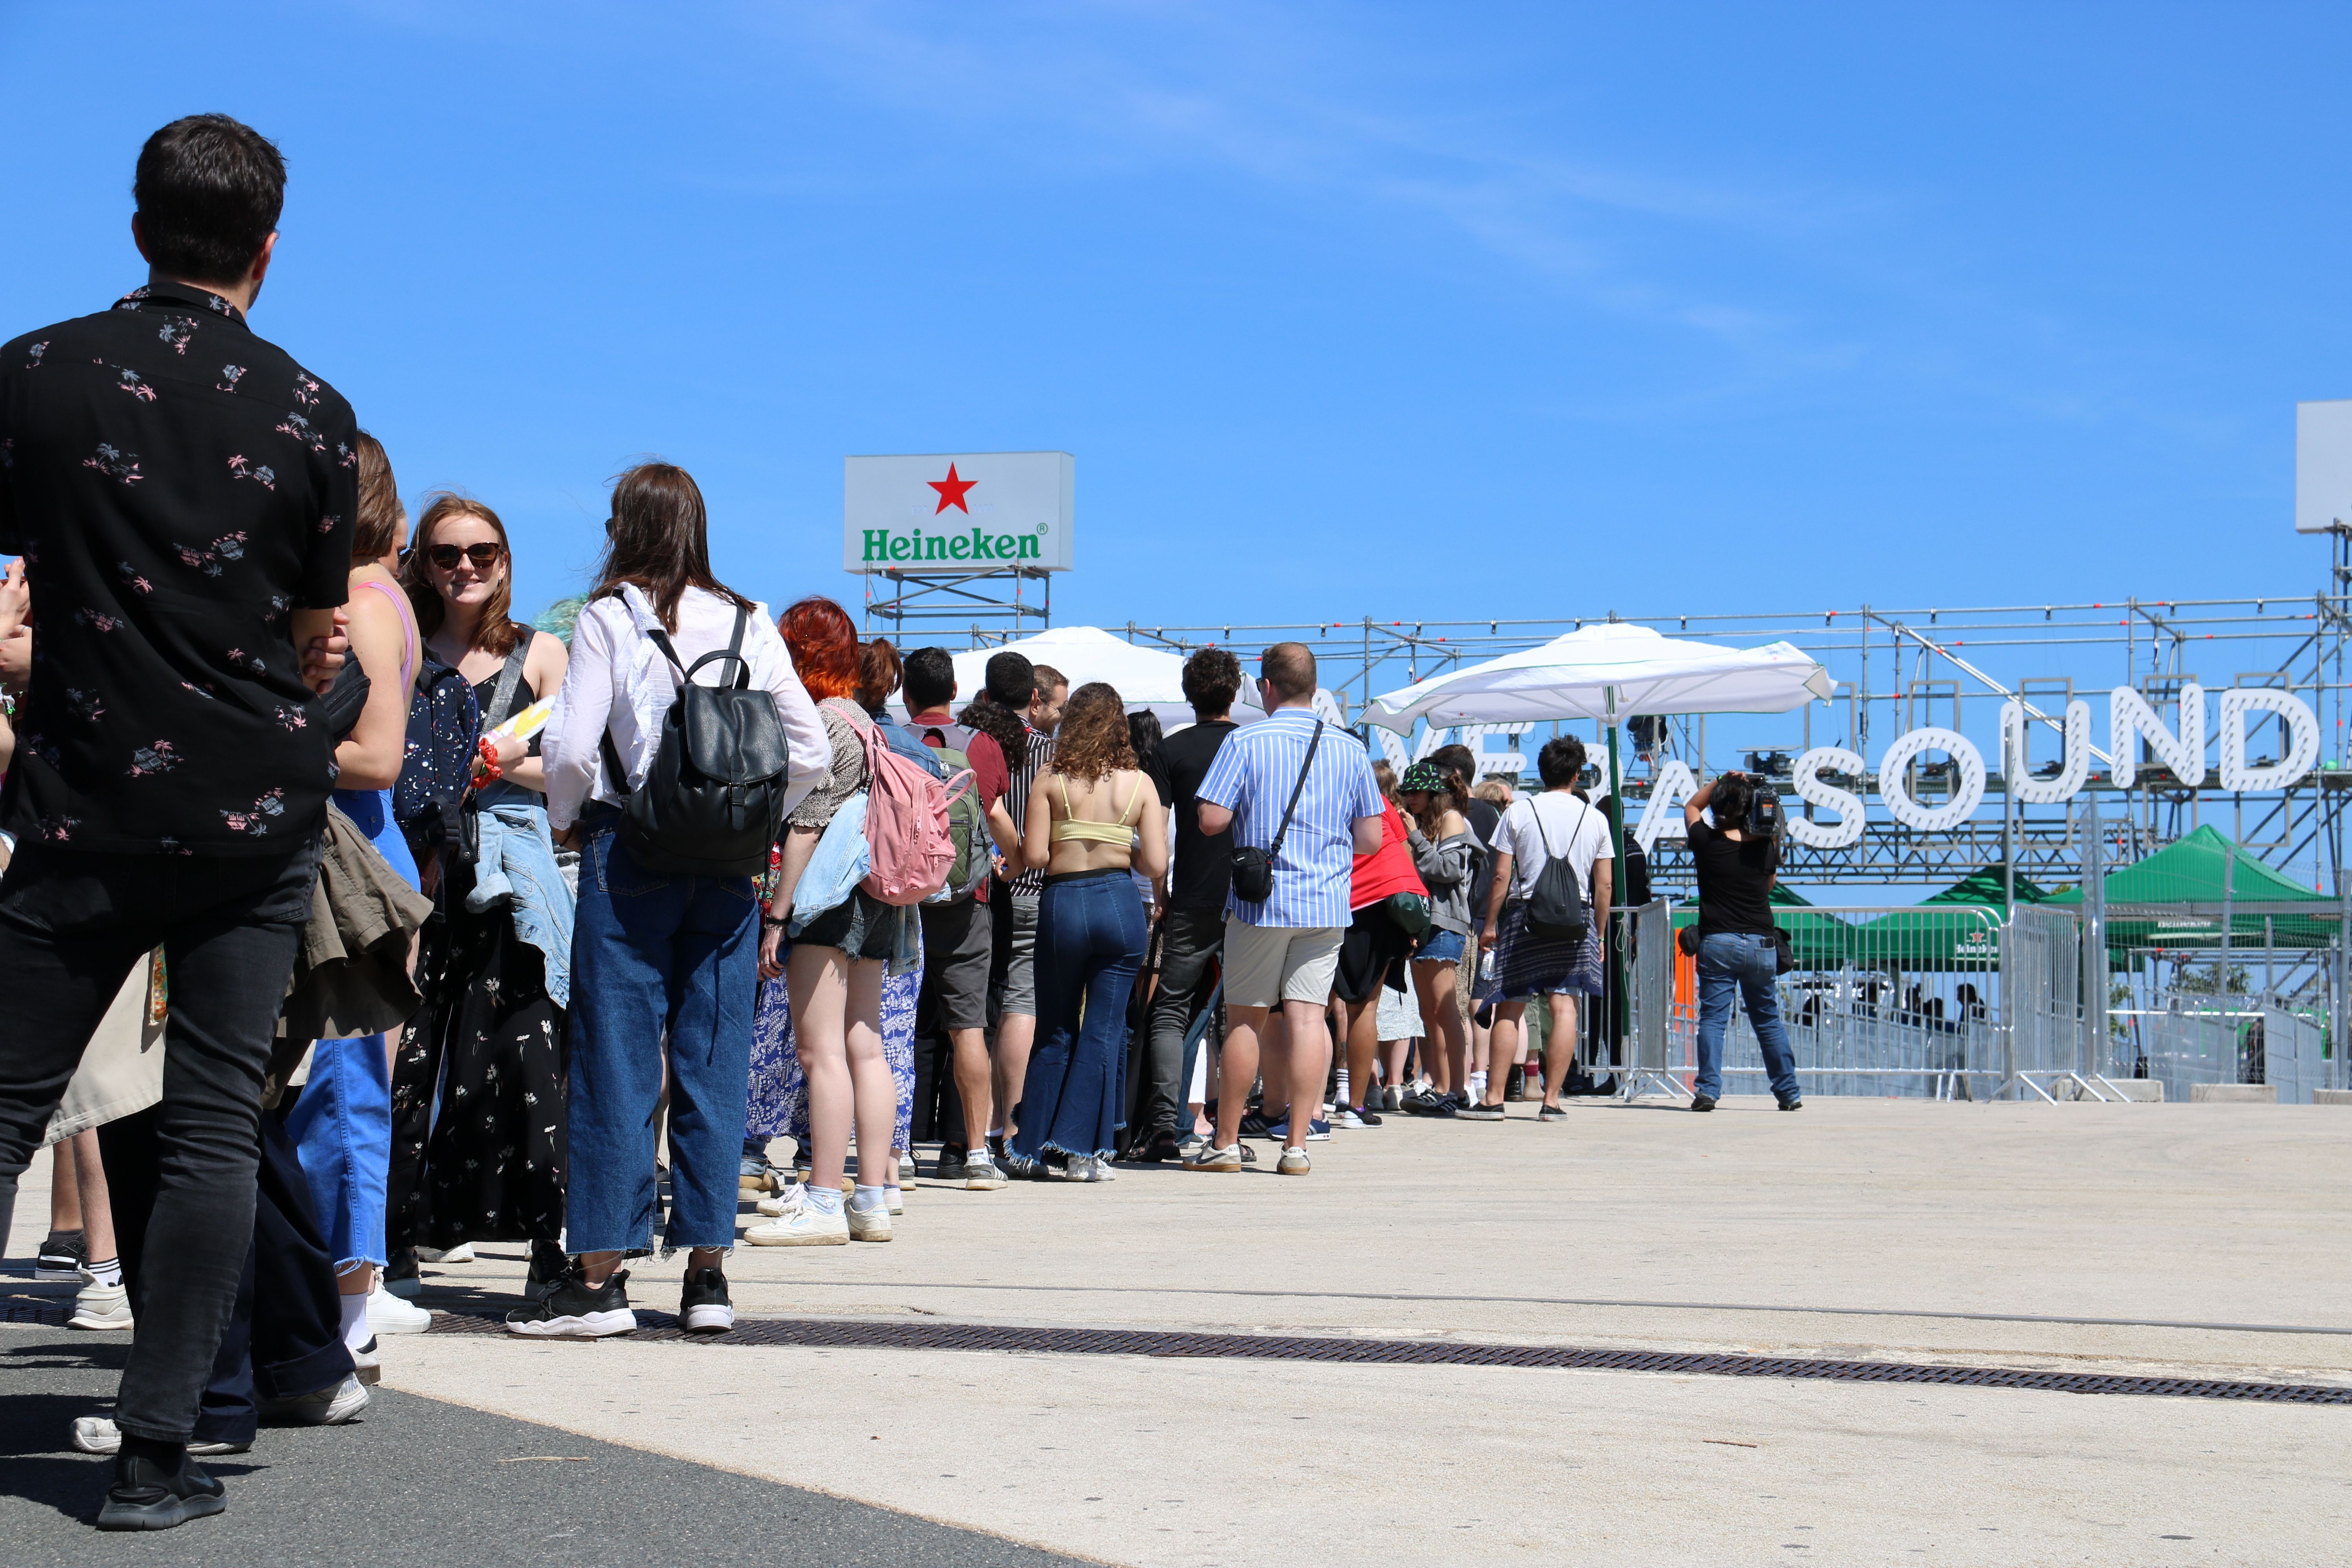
[
  {"xmin": 1362, "ymin": 622, "xmax": 1831, "ymax": 731},
  {"xmin": 938, "ymin": 626, "xmax": 1268, "ymax": 729}
]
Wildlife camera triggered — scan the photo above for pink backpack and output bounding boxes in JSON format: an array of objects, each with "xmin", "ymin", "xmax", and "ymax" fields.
[{"xmin": 840, "ymin": 708, "xmax": 974, "ymax": 905}]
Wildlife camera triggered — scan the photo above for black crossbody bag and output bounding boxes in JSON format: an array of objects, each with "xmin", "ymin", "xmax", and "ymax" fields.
[{"xmin": 1230, "ymin": 720, "xmax": 1323, "ymax": 905}]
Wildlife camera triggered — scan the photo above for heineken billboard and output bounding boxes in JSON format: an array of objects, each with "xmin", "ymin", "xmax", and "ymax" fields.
[{"xmin": 844, "ymin": 451, "xmax": 1074, "ymax": 574}]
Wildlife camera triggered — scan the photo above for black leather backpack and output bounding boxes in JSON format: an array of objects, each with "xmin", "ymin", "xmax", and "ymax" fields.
[{"xmin": 600, "ymin": 606, "xmax": 789, "ymax": 877}]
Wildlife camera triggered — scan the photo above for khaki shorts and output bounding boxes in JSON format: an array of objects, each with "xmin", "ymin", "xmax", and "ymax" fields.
[{"xmin": 1221, "ymin": 918, "xmax": 1344, "ymax": 1009}]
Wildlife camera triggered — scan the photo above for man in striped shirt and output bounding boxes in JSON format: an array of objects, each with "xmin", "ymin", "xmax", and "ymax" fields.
[
  {"xmin": 1189, "ymin": 644, "xmax": 1383, "ymax": 1176},
  {"xmin": 989, "ymin": 654, "xmax": 1067, "ymax": 1155}
]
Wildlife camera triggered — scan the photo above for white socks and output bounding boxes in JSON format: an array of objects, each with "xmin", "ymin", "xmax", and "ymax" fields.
[
  {"xmin": 82, "ymin": 1255, "xmax": 123, "ymax": 1289},
  {"xmin": 338, "ymin": 1292, "xmax": 370, "ymax": 1352},
  {"xmin": 849, "ymin": 1184, "xmax": 889, "ymax": 1214}
]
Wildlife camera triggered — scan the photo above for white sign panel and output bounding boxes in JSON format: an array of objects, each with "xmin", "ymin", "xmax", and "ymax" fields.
[
  {"xmin": 844, "ymin": 451, "xmax": 1073, "ymax": 573},
  {"xmin": 2296, "ymin": 400, "xmax": 2352, "ymax": 534}
]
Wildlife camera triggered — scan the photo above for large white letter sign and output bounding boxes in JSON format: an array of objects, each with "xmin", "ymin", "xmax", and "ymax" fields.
[
  {"xmin": 1635, "ymin": 760, "xmax": 1699, "ymax": 853},
  {"xmin": 2002, "ymin": 699, "xmax": 2092, "ymax": 804},
  {"xmin": 2217, "ymin": 688, "xmax": 2319, "ymax": 791},
  {"xmin": 1786, "ymin": 747, "xmax": 1866, "ymax": 849},
  {"xmin": 1878, "ymin": 728, "xmax": 1987, "ymax": 831},
  {"xmin": 2109, "ymin": 683, "xmax": 2204, "ymax": 788}
]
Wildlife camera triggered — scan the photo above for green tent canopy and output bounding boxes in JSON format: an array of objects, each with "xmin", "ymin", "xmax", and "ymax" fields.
[
  {"xmin": 1841, "ymin": 864, "xmax": 2044, "ymax": 972},
  {"xmin": 2047, "ymin": 825, "xmax": 2339, "ymax": 952},
  {"xmin": 1669, "ymin": 883, "xmax": 1853, "ymax": 969}
]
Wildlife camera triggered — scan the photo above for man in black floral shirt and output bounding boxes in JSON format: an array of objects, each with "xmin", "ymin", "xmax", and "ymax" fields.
[{"xmin": 0, "ymin": 115, "xmax": 356, "ymax": 1531}]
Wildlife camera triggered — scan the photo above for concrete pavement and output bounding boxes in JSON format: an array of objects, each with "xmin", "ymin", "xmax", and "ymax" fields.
[{"xmin": 10, "ymin": 1094, "xmax": 2352, "ymax": 1563}]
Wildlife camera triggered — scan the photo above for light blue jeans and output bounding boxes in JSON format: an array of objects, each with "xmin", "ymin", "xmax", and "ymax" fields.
[
  {"xmin": 465, "ymin": 794, "xmax": 574, "ymax": 1009},
  {"xmin": 287, "ymin": 786, "xmax": 411, "ymax": 1271},
  {"xmin": 565, "ymin": 809, "xmax": 757, "ymax": 1256},
  {"xmin": 1693, "ymin": 931, "xmax": 1802, "ymax": 1105}
]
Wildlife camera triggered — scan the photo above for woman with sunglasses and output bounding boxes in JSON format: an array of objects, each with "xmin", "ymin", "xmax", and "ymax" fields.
[{"xmin": 384, "ymin": 494, "xmax": 573, "ymax": 1303}]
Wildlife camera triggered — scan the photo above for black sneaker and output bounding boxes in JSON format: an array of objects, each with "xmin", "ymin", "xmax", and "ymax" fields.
[
  {"xmin": 1352, "ymin": 1106, "xmax": 1384, "ymax": 1127},
  {"xmin": 382, "ymin": 1249, "xmax": 423, "ymax": 1299},
  {"xmin": 1135, "ymin": 1130, "xmax": 1184, "ymax": 1163},
  {"xmin": 1238, "ymin": 1111, "xmax": 1275, "ymax": 1138},
  {"xmin": 35, "ymin": 1229, "xmax": 87, "ymax": 1281},
  {"xmin": 935, "ymin": 1146, "xmax": 970, "ymax": 1183},
  {"xmin": 525, "ymin": 1239, "xmax": 570, "ymax": 1303},
  {"xmin": 96, "ymin": 1449, "xmax": 226, "ymax": 1531},
  {"xmin": 1503, "ymin": 1065, "xmax": 1526, "ymax": 1101},
  {"xmin": 505, "ymin": 1268, "xmax": 636, "ymax": 1338},
  {"xmin": 1458, "ymin": 1100, "xmax": 1507, "ymax": 1121},
  {"xmin": 1691, "ymin": 1094, "xmax": 1718, "ymax": 1112},
  {"xmin": 1777, "ymin": 1097, "xmax": 1803, "ymax": 1112},
  {"xmin": 1538, "ymin": 1103, "xmax": 1569, "ymax": 1122},
  {"xmin": 679, "ymin": 1268, "xmax": 734, "ymax": 1334}
]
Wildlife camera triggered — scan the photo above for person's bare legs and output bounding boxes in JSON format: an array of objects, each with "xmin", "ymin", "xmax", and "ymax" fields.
[
  {"xmin": 1259, "ymin": 1009, "xmax": 1291, "ymax": 1127},
  {"xmin": 1413, "ymin": 958, "xmax": 1468, "ymax": 1097},
  {"xmin": 993, "ymin": 1011, "xmax": 1035, "ymax": 1142},
  {"xmin": 67, "ymin": 1131, "xmax": 116, "ymax": 1265},
  {"xmin": 791, "ymin": 944, "xmax": 855, "ymax": 1190},
  {"xmin": 1343, "ymin": 994, "xmax": 1379, "ymax": 1112},
  {"xmin": 950, "ymin": 1026, "xmax": 994, "ymax": 1152},
  {"xmin": 1282, "ymin": 997, "xmax": 1331, "ymax": 1151},
  {"xmin": 1483, "ymin": 1000, "xmax": 1527, "ymax": 1107},
  {"xmin": 1213, "ymin": 1005, "xmax": 1267, "ymax": 1149},
  {"xmin": 49, "ymin": 1143, "xmax": 81, "ymax": 1234},
  {"xmin": 842, "ymin": 958, "xmax": 895, "ymax": 1188},
  {"xmin": 1539, "ymin": 992, "xmax": 1581, "ymax": 1108}
]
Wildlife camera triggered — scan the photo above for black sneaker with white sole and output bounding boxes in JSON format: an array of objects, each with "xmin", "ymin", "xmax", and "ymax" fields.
[
  {"xmin": 679, "ymin": 1268, "xmax": 734, "ymax": 1334},
  {"xmin": 96, "ymin": 1449, "xmax": 227, "ymax": 1532},
  {"xmin": 35, "ymin": 1229, "xmax": 87, "ymax": 1281},
  {"xmin": 504, "ymin": 1268, "xmax": 637, "ymax": 1338},
  {"xmin": 1457, "ymin": 1101, "xmax": 1507, "ymax": 1121}
]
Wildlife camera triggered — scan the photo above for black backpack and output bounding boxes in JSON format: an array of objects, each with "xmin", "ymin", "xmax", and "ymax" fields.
[
  {"xmin": 393, "ymin": 655, "xmax": 481, "ymax": 861},
  {"xmin": 599, "ymin": 606, "xmax": 789, "ymax": 877},
  {"xmin": 1526, "ymin": 796, "xmax": 1593, "ymax": 942}
]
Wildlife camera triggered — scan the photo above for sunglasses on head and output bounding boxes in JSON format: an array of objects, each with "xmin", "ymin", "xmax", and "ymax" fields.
[{"xmin": 426, "ymin": 542, "xmax": 503, "ymax": 570}]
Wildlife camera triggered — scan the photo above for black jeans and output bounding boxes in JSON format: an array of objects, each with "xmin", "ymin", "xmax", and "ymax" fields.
[
  {"xmin": 1138, "ymin": 907, "xmax": 1224, "ymax": 1141},
  {"xmin": 103, "ymin": 1103, "xmax": 352, "ymax": 1444},
  {"xmin": 0, "ymin": 842, "xmax": 316, "ymax": 1443}
]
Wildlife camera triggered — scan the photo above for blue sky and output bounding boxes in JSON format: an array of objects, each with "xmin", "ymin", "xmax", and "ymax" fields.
[{"xmin": 4, "ymin": 2, "xmax": 2348, "ymax": 647}]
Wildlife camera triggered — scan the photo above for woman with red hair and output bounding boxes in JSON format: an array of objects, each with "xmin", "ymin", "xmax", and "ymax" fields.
[{"xmin": 744, "ymin": 598, "xmax": 911, "ymax": 1246}]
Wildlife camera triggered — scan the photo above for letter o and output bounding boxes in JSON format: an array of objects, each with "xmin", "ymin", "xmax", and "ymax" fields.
[{"xmin": 1877, "ymin": 728, "xmax": 1986, "ymax": 832}]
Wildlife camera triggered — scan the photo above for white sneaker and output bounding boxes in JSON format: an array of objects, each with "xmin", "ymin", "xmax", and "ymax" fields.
[
  {"xmin": 69, "ymin": 1274, "xmax": 133, "ymax": 1331},
  {"xmin": 846, "ymin": 1201, "xmax": 893, "ymax": 1242},
  {"xmin": 962, "ymin": 1153, "xmax": 1009, "ymax": 1190},
  {"xmin": 416, "ymin": 1243, "xmax": 475, "ymax": 1264},
  {"xmin": 757, "ymin": 1180, "xmax": 808, "ymax": 1217},
  {"xmin": 885, "ymin": 1186, "xmax": 905, "ymax": 1215},
  {"xmin": 368, "ymin": 1282, "xmax": 432, "ymax": 1336},
  {"xmin": 744, "ymin": 1204, "xmax": 848, "ymax": 1246},
  {"xmin": 261, "ymin": 1372, "xmax": 370, "ymax": 1426},
  {"xmin": 69, "ymin": 1416, "xmax": 247, "ymax": 1456},
  {"xmin": 350, "ymin": 1334, "xmax": 382, "ymax": 1386}
]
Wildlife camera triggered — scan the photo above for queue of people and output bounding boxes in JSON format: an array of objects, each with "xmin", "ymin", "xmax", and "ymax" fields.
[{"xmin": 0, "ymin": 113, "xmax": 1661, "ymax": 1535}]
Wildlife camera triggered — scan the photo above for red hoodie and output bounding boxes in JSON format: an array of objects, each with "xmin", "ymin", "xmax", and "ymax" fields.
[{"xmin": 1350, "ymin": 799, "xmax": 1426, "ymax": 911}]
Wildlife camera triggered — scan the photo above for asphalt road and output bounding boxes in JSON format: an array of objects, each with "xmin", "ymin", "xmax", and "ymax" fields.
[{"xmin": 0, "ymin": 1323, "xmax": 1092, "ymax": 1568}]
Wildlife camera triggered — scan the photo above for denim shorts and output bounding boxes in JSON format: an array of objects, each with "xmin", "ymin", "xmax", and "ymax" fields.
[{"xmin": 1416, "ymin": 927, "xmax": 1467, "ymax": 965}]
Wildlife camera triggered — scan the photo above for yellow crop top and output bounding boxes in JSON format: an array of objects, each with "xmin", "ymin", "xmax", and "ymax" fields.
[{"xmin": 1051, "ymin": 774, "xmax": 1144, "ymax": 844}]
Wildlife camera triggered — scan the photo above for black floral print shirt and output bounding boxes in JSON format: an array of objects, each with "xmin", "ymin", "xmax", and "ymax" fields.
[{"xmin": 0, "ymin": 281, "xmax": 356, "ymax": 854}]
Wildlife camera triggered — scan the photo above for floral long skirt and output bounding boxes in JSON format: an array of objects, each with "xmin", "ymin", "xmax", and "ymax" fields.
[{"xmin": 746, "ymin": 946, "xmax": 920, "ymax": 1156}]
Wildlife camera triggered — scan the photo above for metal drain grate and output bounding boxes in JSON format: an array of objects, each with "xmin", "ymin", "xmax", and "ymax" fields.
[{"xmin": 432, "ymin": 1311, "xmax": 2352, "ymax": 1405}]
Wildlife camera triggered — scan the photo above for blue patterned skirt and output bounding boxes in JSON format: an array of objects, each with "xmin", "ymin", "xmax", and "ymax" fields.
[{"xmin": 746, "ymin": 944, "xmax": 920, "ymax": 1154}]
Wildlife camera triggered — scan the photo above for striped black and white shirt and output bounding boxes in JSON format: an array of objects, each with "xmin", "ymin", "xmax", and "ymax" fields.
[{"xmin": 1004, "ymin": 722, "xmax": 1055, "ymax": 898}]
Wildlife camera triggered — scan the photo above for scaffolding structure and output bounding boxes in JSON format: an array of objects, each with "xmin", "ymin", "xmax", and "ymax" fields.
[{"xmin": 1081, "ymin": 534, "xmax": 2352, "ymax": 902}]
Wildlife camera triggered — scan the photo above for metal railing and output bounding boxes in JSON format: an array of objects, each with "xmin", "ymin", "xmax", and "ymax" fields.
[{"xmin": 1611, "ymin": 900, "xmax": 2338, "ymax": 1104}]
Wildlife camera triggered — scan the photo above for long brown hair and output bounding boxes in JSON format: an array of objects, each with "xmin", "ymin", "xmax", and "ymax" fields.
[
  {"xmin": 1051, "ymin": 682, "xmax": 1136, "ymax": 784},
  {"xmin": 351, "ymin": 432, "xmax": 403, "ymax": 561},
  {"xmin": 589, "ymin": 461, "xmax": 750, "ymax": 633},
  {"xmin": 1407, "ymin": 782, "xmax": 1458, "ymax": 838},
  {"xmin": 400, "ymin": 492, "xmax": 523, "ymax": 656}
]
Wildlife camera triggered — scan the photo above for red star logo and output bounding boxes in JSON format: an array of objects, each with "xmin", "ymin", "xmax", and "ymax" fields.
[{"xmin": 927, "ymin": 463, "xmax": 977, "ymax": 514}]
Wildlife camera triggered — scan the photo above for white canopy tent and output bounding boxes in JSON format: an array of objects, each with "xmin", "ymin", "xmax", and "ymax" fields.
[
  {"xmin": 936, "ymin": 626, "xmax": 1267, "ymax": 729},
  {"xmin": 1362, "ymin": 622, "xmax": 1832, "ymax": 731}
]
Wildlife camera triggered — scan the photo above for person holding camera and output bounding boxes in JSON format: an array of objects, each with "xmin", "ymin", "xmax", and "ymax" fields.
[{"xmin": 1681, "ymin": 771, "xmax": 1802, "ymax": 1113}]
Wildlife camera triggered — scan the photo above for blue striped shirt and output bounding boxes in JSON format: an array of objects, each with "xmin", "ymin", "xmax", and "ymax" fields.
[{"xmin": 1197, "ymin": 710, "xmax": 1382, "ymax": 928}]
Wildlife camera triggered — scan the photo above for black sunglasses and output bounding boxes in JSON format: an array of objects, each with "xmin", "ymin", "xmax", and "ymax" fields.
[{"xmin": 425, "ymin": 542, "xmax": 504, "ymax": 570}]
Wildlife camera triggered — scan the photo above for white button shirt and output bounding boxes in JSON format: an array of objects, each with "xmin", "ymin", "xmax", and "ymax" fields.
[{"xmin": 541, "ymin": 583, "xmax": 832, "ymax": 834}]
